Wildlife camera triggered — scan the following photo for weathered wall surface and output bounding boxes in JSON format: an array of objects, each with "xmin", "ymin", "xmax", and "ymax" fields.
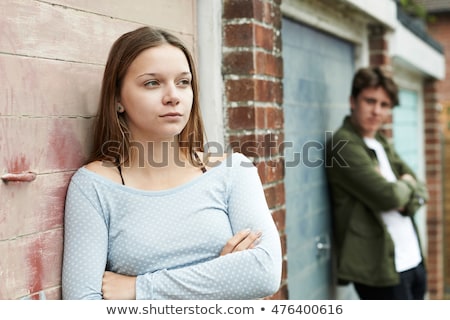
[{"xmin": 0, "ymin": 0, "xmax": 196, "ymax": 300}]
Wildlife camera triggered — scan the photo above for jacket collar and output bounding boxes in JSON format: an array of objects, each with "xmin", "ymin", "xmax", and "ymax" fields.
[{"xmin": 342, "ymin": 115, "xmax": 388, "ymax": 146}]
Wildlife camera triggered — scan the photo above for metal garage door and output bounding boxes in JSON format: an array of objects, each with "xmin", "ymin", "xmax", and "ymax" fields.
[
  {"xmin": 282, "ymin": 18, "xmax": 354, "ymax": 299},
  {"xmin": 393, "ymin": 89, "xmax": 420, "ymax": 173}
]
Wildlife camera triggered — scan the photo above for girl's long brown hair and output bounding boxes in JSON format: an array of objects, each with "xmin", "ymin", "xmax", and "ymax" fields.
[{"xmin": 88, "ymin": 26, "xmax": 205, "ymax": 167}]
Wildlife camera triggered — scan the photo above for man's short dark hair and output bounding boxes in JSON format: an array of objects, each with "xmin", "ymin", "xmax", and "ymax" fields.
[{"xmin": 351, "ymin": 66, "xmax": 399, "ymax": 107}]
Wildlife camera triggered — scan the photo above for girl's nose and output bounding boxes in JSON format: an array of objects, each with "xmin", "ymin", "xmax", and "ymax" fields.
[{"xmin": 162, "ymin": 85, "xmax": 180, "ymax": 106}]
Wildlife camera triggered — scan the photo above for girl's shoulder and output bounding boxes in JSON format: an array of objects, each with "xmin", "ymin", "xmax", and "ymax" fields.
[
  {"xmin": 83, "ymin": 160, "xmax": 123, "ymax": 185},
  {"xmin": 198, "ymin": 152, "xmax": 254, "ymax": 171}
]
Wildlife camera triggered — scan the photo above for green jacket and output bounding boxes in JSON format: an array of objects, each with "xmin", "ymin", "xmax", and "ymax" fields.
[{"xmin": 325, "ymin": 116, "xmax": 428, "ymax": 286}]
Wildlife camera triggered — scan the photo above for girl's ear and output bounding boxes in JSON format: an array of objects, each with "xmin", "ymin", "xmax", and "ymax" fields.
[{"xmin": 117, "ymin": 103, "xmax": 125, "ymax": 113}]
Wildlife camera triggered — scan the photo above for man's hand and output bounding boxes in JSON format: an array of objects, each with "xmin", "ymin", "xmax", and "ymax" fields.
[{"xmin": 401, "ymin": 173, "xmax": 417, "ymax": 186}]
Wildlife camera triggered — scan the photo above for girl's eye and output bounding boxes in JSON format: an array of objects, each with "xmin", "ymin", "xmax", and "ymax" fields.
[
  {"xmin": 144, "ymin": 80, "xmax": 159, "ymax": 87},
  {"xmin": 177, "ymin": 79, "xmax": 191, "ymax": 86}
]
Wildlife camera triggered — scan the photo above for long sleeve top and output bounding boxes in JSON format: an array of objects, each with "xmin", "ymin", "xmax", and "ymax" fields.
[{"xmin": 62, "ymin": 152, "xmax": 282, "ymax": 299}]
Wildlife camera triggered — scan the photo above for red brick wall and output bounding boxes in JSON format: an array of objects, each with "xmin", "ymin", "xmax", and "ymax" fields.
[
  {"xmin": 426, "ymin": 12, "xmax": 450, "ymax": 299},
  {"xmin": 423, "ymin": 80, "xmax": 445, "ymax": 299},
  {"xmin": 369, "ymin": 25, "xmax": 392, "ymax": 69},
  {"xmin": 368, "ymin": 25, "xmax": 393, "ymax": 137},
  {"xmin": 222, "ymin": 0, "xmax": 287, "ymax": 299},
  {"xmin": 441, "ymin": 101, "xmax": 450, "ymax": 299}
]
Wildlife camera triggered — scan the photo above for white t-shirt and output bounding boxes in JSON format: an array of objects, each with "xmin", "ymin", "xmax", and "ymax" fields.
[{"xmin": 364, "ymin": 137, "xmax": 422, "ymax": 272}]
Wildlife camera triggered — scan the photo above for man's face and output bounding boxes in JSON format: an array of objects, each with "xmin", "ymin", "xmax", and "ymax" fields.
[{"xmin": 350, "ymin": 86, "xmax": 393, "ymax": 138}]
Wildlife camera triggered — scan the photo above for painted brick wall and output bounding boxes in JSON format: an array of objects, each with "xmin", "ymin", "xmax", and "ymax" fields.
[
  {"xmin": 222, "ymin": 0, "xmax": 287, "ymax": 299},
  {"xmin": 0, "ymin": 0, "xmax": 196, "ymax": 300}
]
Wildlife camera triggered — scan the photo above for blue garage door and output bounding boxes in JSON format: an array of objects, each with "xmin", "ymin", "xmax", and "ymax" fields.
[
  {"xmin": 393, "ymin": 89, "xmax": 420, "ymax": 173},
  {"xmin": 392, "ymin": 88, "xmax": 427, "ymax": 246},
  {"xmin": 282, "ymin": 18, "xmax": 354, "ymax": 299}
]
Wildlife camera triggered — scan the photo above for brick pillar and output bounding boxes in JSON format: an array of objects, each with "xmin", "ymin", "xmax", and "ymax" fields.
[
  {"xmin": 368, "ymin": 24, "xmax": 393, "ymax": 138},
  {"xmin": 368, "ymin": 25, "xmax": 391, "ymax": 68},
  {"xmin": 426, "ymin": 11, "xmax": 450, "ymax": 299},
  {"xmin": 442, "ymin": 102, "xmax": 450, "ymax": 299},
  {"xmin": 424, "ymin": 79, "xmax": 445, "ymax": 299},
  {"xmin": 222, "ymin": 0, "xmax": 287, "ymax": 299},
  {"xmin": 441, "ymin": 101, "xmax": 450, "ymax": 300}
]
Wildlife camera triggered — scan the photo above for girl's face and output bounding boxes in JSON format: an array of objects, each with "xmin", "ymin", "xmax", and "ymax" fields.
[{"xmin": 119, "ymin": 44, "xmax": 193, "ymax": 142}]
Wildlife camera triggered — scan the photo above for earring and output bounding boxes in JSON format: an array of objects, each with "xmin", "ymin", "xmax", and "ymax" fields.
[{"xmin": 117, "ymin": 103, "xmax": 124, "ymax": 113}]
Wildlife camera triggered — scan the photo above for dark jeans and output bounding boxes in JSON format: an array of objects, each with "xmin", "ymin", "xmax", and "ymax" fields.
[{"xmin": 354, "ymin": 262, "xmax": 427, "ymax": 300}]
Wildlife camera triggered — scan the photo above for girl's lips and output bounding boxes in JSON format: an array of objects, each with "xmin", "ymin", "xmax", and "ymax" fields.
[{"xmin": 160, "ymin": 112, "xmax": 182, "ymax": 117}]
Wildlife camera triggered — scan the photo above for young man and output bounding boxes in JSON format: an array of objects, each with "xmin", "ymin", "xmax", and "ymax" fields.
[{"xmin": 325, "ymin": 66, "xmax": 428, "ymax": 299}]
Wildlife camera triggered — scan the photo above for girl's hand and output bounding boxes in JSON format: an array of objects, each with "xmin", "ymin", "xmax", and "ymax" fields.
[
  {"xmin": 102, "ymin": 271, "xmax": 137, "ymax": 300},
  {"xmin": 220, "ymin": 229, "xmax": 262, "ymax": 256}
]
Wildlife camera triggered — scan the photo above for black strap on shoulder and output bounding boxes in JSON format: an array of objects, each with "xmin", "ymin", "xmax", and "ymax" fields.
[
  {"xmin": 117, "ymin": 165, "xmax": 125, "ymax": 185},
  {"xmin": 194, "ymin": 152, "xmax": 207, "ymax": 173}
]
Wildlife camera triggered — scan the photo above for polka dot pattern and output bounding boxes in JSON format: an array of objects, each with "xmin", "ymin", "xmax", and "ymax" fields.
[{"xmin": 62, "ymin": 153, "xmax": 282, "ymax": 300}]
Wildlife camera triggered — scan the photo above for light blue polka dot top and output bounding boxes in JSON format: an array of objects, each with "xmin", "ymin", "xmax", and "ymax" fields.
[{"xmin": 62, "ymin": 152, "xmax": 282, "ymax": 300}]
